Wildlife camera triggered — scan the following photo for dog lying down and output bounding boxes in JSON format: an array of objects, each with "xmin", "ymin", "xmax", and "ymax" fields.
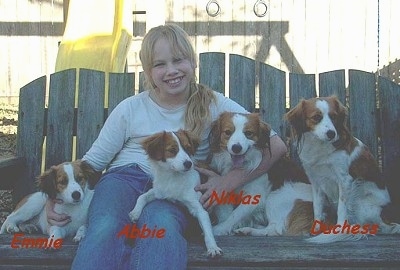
[
  {"xmin": 129, "ymin": 130, "xmax": 222, "ymax": 258},
  {"xmin": 0, "ymin": 160, "xmax": 96, "ymax": 244}
]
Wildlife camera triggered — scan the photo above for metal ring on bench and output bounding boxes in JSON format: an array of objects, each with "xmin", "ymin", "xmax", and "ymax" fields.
[
  {"xmin": 253, "ymin": 0, "xmax": 267, "ymax": 17},
  {"xmin": 206, "ymin": 0, "xmax": 220, "ymax": 17}
]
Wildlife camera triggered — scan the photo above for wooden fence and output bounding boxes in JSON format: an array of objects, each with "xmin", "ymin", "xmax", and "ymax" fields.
[{"xmin": 17, "ymin": 52, "xmax": 400, "ymax": 185}]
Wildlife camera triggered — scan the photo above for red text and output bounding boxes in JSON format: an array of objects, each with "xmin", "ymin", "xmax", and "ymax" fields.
[
  {"xmin": 209, "ymin": 190, "xmax": 261, "ymax": 206},
  {"xmin": 310, "ymin": 220, "xmax": 379, "ymax": 235},
  {"xmin": 11, "ymin": 233, "xmax": 63, "ymax": 249},
  {"xmin": 117, "ymin": 224, "xmax": 166, "ymax": 239}
]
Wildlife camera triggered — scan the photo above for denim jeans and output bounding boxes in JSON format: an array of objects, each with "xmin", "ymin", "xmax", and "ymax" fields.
[{"xmin": 71, "ymin": 164, "xmax": 189, "ymax": 270}]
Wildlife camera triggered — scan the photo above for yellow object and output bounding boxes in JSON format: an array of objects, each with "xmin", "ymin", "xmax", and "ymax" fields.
[{"xmin": 55, "ymin": 0, "xmax": 132, "ymax": 73}]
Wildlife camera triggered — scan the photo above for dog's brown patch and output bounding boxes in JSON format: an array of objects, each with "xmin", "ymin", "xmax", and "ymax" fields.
[
  {"xmin": 142, "ymin": 130, "xmax": 200, "ymax": 162},
  {"xmin": 349, "ymin": 146, "xmax": 385, "ymax": 189},
  {"xmin": 286, "ymin": 199, "xmax": 314, "ymax": 236},
  {"xmin": 175, "ymin": 129, "xmax": 200, "ymax": 156}
]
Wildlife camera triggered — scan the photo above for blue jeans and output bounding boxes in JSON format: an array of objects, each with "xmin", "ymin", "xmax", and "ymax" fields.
[{"xmin": 71, "ymin": 164, "xmax": 189, "ymax": 270}]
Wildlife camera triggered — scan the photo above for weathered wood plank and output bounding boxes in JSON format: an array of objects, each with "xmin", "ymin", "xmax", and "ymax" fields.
[
  {"xmin": 289, "ymin": 73, "xmax": 316, "ymax": 108},
  {"xmin": 258, "ymin": 62, "xmax": 286, "ymax": 137},
  {"xmin": 319, "ymin": 69, "xmax": 346, "ymax": 104},
  {"xmin": 0, "ymin": 235, "xmax": 399, "ymax": 268},
  {"xmin": 45, "ymin": 69, "xmax": 76, "ymax": 168},
  {"xmin": 15, "ymin": 75, "xmax": 46, "ymax": 200},
  {"xmin": 76, "ymin": 69, "xmax": 105, "ymax": 159},
  {"xmin": 378, "ymin": 76, "xmax": 400, "ymax": 169},
  {"xmin": 199, "ymin": 52, "xmax": 225, "ymax": 94},
  {"xmin": 0, "ymin": 157, "xmax": 25, "ymax": 191},
  {"xmin": 138, "ymin": 71, "xmax": 145, "ymax": 93},
  {"xmin": 108, "ymin": 72, "xmax": 135, "ymax": 115},
  {"xmin": 229, "ymin": 54, "xmax": 256, "ymax": 112},
  {"xmin": 348, "ymin": 69, "xmax": 378, "ymax": 158}
]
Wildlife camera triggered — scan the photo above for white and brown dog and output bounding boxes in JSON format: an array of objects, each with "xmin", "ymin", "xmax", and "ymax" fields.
[
  {"xmin": 286, "ymin": 96, "xmax": 400, "ymax": 242},
  {"xmin": 0, "ymin": 160, "xmax": 96, "ymax": 243},
  {"xmin": 208, "ymin": 112, "xmax": 314, "ymax": 236},
  {"xmin": 129, "ymin": 130, "xmax": 222, "ymax": 258}
]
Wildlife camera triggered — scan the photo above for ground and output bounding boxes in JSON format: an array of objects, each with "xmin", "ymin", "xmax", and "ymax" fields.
[{"xmin": 0, "ymin": 103, "xmax": 18, "ymax": 224}]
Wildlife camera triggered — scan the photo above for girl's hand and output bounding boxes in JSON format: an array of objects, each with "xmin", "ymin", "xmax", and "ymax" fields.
[
  {"xmin": 195, "ymin": 167, "xmax": 239, "ymax": 211},
  {"xmin": 45, "ymin": 199, "xmax": 71, "ymax": 226}
]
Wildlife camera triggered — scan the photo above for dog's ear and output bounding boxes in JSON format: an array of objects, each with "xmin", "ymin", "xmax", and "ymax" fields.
[
  {"xmin": 175, "ymin": 129, "xmax": 200, "ymax": 156},
  {"xmin": 285, "ymin": 99, "xmax": 307, "ymax": 137},
  {"xmin": 257, "ymin": 119, "xmax": 272, "ymax": 156},
  {"xmin": 78, "ymin": 160, "xmax": 101, "ymax": 189},
  {"xmin": 329, "ymin": 96, "xmax": 352, "ymax": 151},
  {"xmin": 209, "ymin": 117, "xmax": 222, "ymax": 153},
  {"xmin": 329, "ymin": 96, "xmax": 348, "ymax": 127},
  {"xmin": 36, "ymin": 166, "xmax": 58, "ymax": 199},
  {"xmin": 141, "ymin": 132, "xmax": 166, "ymax": 161}
]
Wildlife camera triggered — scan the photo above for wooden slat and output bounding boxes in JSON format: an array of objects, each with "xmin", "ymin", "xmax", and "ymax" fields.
[
  {"xmin": 76, "ymin": 69, "xmax": 105, "ymax": 159},
  {"xmin": 1, "ymin": 235, "xmax": 400, "ymax": 268},
  {"xmin": 229, "ymin": 54, "xmax": 256, "ymax": 112},
  {"xmin": 108, "ymin": 72, "xmax": 135, "ymax": 115},
  {"xmin": 45, "ymin": 69, "xmax": 76, "ymax": 168},
  {"xmin": 258, "ymin": 62, "xmax": 286, "ymax": 137},
  {"xmin": 138, "ymin": 71, "xmax": 145, "ymax": 93},
  {"xmin": 0, "ymin": 157, "xmax": 25, "ymax": 190},
  {"xmin": 378, "ymin": 76, "xmax": 400, "ymax": 169},
  {"xmin": 289, "ymin": 73, "xmax": 316, "ymax": 109},
  {"xmin": 348, "ymin": 69, "xmax": 378, "ymax": 157},
  {"xmin": 15, "ymin": 75, "xmax": 46, "ymax": 200},
  {"xmin": 199, "ymin": 52, "xmax": 225, "ymax": 94},
  {"xmin": 319, "ymin": 69, "xmax": 346, "ymax": 104}
]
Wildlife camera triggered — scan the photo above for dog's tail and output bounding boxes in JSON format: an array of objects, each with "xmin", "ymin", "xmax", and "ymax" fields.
[{"xmin": 305, "ymin": 233, "xmax": 368, "ymax": 244}]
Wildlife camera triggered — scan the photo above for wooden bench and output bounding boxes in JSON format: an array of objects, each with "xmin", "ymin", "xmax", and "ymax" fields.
[{"xmin": 0, "ymin": 52, "xmax": 399, "ymax": 268}]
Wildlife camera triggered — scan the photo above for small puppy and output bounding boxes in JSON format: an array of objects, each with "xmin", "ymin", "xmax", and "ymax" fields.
[
  {"xmin": 286, "ymin": 96, "xmax": 400, "ymax": 242},
  {"xmin": 0, "ymin": 160, "xmax": 96, "ymax": 243},
  {"xmin": 208, "ymin": 112, "xmax": 314, "ymax": 236},
  {"xmin": 129, "ymin": 130, "xmax": 222, "ymax": 258}
]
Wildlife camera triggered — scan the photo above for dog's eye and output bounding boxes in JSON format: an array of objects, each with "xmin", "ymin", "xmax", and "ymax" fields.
[
  {"xmin": 244, "ymin": 131, "xmax": 254, "ymax": 138},
  {"xmin": 224, "ymin": 130, "xmax": 232, "ymax": 136},
  {"xmin": 311, "ymin": 114, "xmax": 322, "ymax": 122},
  {"xmin": 167, "ymin": 147, "xmax": 178, "ymax": 155},
  {"xmin": 58, "ymin": 177, "xmax": 68, "ymax": 186}
]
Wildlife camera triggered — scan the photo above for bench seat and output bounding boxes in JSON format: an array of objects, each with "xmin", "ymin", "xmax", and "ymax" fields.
[{"xmin": 1, "ymin": 234, "xmax": 400, "ymax": 269}]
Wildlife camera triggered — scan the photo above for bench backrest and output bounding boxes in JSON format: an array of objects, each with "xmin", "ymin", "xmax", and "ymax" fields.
[{"xmin": 16, "ymin": 52, "xmax": 400, "ymax": 199}]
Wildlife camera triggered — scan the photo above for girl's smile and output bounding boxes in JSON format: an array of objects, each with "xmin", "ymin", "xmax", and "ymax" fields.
[{"xmin": 150, "ymin": 38, "xmax": 194, "ymax": 108}]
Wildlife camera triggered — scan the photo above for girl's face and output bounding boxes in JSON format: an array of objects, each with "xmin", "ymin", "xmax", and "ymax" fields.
[{"xmin": 150, "ymin": 38, "xmax": 194, "ymax": 99}]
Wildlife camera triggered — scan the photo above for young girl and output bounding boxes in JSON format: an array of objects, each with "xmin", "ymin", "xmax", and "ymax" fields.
[{"xmin": 49, "ymin": 24, "xmax": 287, "ymax": 270}]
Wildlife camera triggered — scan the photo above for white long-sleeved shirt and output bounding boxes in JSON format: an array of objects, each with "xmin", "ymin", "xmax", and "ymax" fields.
[{"xmin": 83, "ymin": 90, "xmax": 274, "ymax": 176}]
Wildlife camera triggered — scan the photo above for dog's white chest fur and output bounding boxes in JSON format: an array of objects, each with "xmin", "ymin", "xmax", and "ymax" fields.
[
  {"xmin": 152, "ymin": 164, "xmax": 201, "ymax": 201},
  {"xmin": 298, "ymin": 133, "xmax": 357, "ymax": 198}
]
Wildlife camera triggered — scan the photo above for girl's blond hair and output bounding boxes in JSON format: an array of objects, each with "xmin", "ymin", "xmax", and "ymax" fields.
[{"xmin": 139, "ymin": 24, "xmax": 216, "ymax": 134}]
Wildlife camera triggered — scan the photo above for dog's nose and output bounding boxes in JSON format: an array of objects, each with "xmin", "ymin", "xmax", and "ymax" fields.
[
  {"xmin": 326, "ymin": 130, "xmax": 336, "ymax": 140},
  {"xmin": 183, "ymin": 160, "xmax": 192, "ymax": 170},
  {"xmin": 72, "ymin": 191, "xmax": 81, "ymax": 201},
  {"xmin": 232, "ymin": 143, "xmax": 242, "ymax": 154}
]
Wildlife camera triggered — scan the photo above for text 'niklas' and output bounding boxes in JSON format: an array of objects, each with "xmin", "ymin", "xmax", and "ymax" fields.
[{"xmin": 209, "ymin": 190, "xmax": 261, "ymax": 206}]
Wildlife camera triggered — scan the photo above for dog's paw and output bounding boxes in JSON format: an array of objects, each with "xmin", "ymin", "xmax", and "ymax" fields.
[
  {"xmin": 73, "ymin": 226, "xmax": 87, "ymax": 242},
  {"xmin": 19, "ymin": 224, "xmax": 39, "ymax": 234},
  {"xmin": 73, "ymin": 234, "xmax": 84, "ymax": 242},
  {"xmin": 234, "ymin": 227, "xmax": 253, "ymax": 236},
  {"xmin": 3, "ymin": 223, "xmax": 20, "ymax": 234},
  {"xmin": 212, "ymin": 224, "xmax": 231, "ymax": 236},
  {"xmin": 128, "ymin": 209, "xmax": 141, "ymax": 222},
  {"xmin": 207, "ymin": 246, "xmax": 223, "ymax": 258},
  {"xmin": 73, "ymin": 232, "xmax": 85, "ymax": 242}
]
